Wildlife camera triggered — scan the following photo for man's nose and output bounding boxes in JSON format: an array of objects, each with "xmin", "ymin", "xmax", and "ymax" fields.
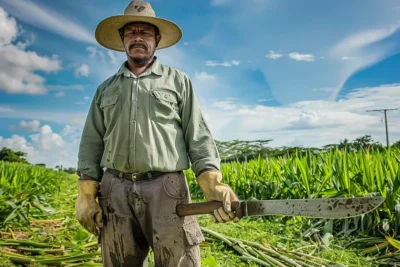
[{"xmin": 132, "ymin": 35, "xmax": 144, "ymax": 42}]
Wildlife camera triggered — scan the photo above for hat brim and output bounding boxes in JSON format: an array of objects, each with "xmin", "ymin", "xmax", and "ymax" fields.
[{"xmin": 95, "ymin": 15, "xmax": 182, "ymax": 52}]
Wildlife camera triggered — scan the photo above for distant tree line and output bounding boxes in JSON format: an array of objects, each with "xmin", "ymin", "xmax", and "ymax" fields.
[
  {"xmin": 215, "ymin": 135, "xmax": 400, "ymax": 163},
  {"xmin": 1, "ymin": 135, "xmax": 399, "ymax": 168}
]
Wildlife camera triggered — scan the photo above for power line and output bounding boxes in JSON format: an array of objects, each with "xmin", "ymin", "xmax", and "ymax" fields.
[{"xmin": 366, "ymin": 108, "xmax": 398, "ymax": 148}]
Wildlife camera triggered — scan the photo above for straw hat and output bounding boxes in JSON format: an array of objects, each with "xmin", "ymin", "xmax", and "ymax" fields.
[{"xmin": 95, "ymin": 0, "xmax": 182, "ymax": 51}]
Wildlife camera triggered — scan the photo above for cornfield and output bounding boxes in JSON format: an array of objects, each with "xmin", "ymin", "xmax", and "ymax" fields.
[
  {"xmin": 1, "ymin": 147, "xmax": 400, "ymax": 234},
  {"xmin": 1, "ymin": 147, "xmax": 400, "ymax": 266},
  {"xmin": 186, "ymin": 147, "xmax": 400, "ymax": 236}
]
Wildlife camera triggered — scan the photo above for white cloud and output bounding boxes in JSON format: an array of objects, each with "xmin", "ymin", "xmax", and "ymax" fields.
[
  {"xmin": 194, "ymin": 71, "xmax": 216, "ymax": 81},
  {"xmin": 312, "ymin": 87, "xmax": 335, "ymax": 92},
  {"xmin": 205, "ymin": 60, "xmax": 240, "ymax": 67},
  {"xmin": 341, "ymin": 56, "xmax": 357, "ymax": 60},
  {"xmin": 1, "ymin": 0, "xmax": 96, "ymax": 44},
  {"xmin": 75, "ymin": 95, "xmax": 92, "ymax": 104},
  {"xmin": 202, "ymin": 84, "xmax": 400, "ymax": 148},
  {"xmin": 108, "ymin": 51, "xmax": 118, "ymax": 64},
  {"xmin": 331, "ymin": 23, "xmax": 400, "ymax": 56},
  {"xmin": 184, "ymin": 42, "xmax": 189, "ymax": 46},
  {"xmin": 329, "ymin": 23, "xmax": 400, "ymax": 100},
  {"xmin": 288, "ymin": 52, "xmax": 315, "ymax": 62},
  {"xmin": 9, "ymin": 120, "xmax": 40, "ymax": 132},
  {"xmin": 75, "ymin": 64, "xmax": 90, "ymax": 77},
  {"xmin": 87, "ymin": 46, "xmax": 123, "ymax": 66},
  {"xmin": 0, "ymin": 124, "xmax": 81, "ymax": 168},
  {"xmin": 266, "ymin": 50, "xmax": 283, "ymax": 60},
  {"xmin": 0, "ymin": 8, "xmax": 62, "ymax": 95},
  {"xmin": 1, "ymin": 45, "xmax": 61, "ymax": 72},
  {"xmin": 47, "ymin": 84, "xmax": 85, "ymax": 91},
  {"xmin": 87, "ymin": 46, "xmax": 104, "ymax": 59},
  {"xmin": 0, "ymin": 7, "xmax": 17, "ymax": 46},
  {"xmin": 0, "ymin": 135, "xmax": 35, "ymax": 157},
  {"xmin": 212, "ymin": 100, "xmax": 237, "ymax": 110},
  {"xmin": 61, "ymin": 125, "xmax": 75, "ymax": 136},
  {"xmin": 61, "ymin": 125, "xmax": 82, "ymax": 143},
  {"xmin": 30, "ymin": 125, "xmax": 64, "ymax": 151}
]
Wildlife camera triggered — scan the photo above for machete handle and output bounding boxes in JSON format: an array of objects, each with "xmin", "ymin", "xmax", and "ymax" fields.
[
  {"xmin": 176, "ymin": 201, "xmax": 223, "ymax": 216},
  {"xmin": 176, "ymin": 201, "xmax": 242, "ymax": 217}
]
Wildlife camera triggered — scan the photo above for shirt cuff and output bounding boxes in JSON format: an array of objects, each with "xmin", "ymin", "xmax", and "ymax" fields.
[
  {"xmin": 77, "ymin": 160, "xmax": 103, "ymax": 181},
  {"xmin": 192, "ymin": 158, "xmax": 220, "ymax": 177}
]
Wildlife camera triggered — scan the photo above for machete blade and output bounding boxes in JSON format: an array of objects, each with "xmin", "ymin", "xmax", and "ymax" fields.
[{"xmin": 241, "ymin": 196, "xmax": 385, "ymax": 218}]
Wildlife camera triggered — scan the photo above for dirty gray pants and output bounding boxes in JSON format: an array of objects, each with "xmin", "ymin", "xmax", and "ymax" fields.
[{"xmin": 98, "ymin": 170, "xmax": 204, "ymax": 267}]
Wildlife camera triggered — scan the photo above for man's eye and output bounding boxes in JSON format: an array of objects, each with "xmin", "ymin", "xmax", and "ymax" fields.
[{"xmin": 123, "ymin": 30, "xmax": 153, "ymax": 37}]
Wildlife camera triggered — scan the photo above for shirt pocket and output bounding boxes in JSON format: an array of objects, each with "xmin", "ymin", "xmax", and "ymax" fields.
[
  {"xmin": 150, "ymin": 89, "xmax": 179, "ymax": 124},
  {"xmin": 100, "ymin": 94, "xmax": 120, "ymax": 128}
]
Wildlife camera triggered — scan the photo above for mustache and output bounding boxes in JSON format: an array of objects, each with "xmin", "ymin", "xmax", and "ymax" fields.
[{"xmin": 129, "ymin": 43, "xmax": 148, "ymax": 51}]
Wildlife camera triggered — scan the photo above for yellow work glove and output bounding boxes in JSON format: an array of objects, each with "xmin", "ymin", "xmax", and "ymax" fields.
[
  {"xmin": 75, "ymin": 180, "xmax": 103, "ymax": 236},
  {"xmin": 197, "ymin": 170, "xmax": 239, "ymax": 223}
]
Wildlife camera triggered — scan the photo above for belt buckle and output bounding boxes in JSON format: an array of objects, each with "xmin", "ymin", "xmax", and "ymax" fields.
[{"xmin": 131, "ymin": 172, "xmax": 142, "ymax": 181}]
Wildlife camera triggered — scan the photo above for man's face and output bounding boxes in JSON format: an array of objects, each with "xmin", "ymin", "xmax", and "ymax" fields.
[{"xmin": 121, "ymin": 22, "xmax": 161, "ymax": 65}]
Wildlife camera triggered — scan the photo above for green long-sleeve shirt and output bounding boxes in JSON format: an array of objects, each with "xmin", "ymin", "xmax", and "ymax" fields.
[{"xmin": 77, "ymin": 58, "xmax": 221, "ymax": 180}]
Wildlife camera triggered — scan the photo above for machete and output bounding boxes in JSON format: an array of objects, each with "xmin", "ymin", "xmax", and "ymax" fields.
[{"xmin": 176, "ymin": 196, "xmax": 385, "ymax": 219}]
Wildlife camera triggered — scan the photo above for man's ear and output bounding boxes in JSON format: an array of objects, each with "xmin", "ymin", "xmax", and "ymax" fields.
[{"xmin": 156, "ymin": 34, "xmax": 162, "ymax": 47}]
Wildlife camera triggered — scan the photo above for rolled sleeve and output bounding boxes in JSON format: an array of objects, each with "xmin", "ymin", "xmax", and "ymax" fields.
[
  {"xmin": 77, "ymin": 89, "xmax": 106, "ymax": 180},
  {"xmin": 179, "ymin": 74, "xmax": 221, "ymax": 177}
]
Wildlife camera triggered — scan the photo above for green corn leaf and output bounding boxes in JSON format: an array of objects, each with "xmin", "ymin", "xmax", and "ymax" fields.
[
  {"xmin": 361, "ymin": 241, "xmax": 389, "ymax": 254},
  {"xmin": 386, "ymin": 236, "xmax": 400, "ymax": 250}
]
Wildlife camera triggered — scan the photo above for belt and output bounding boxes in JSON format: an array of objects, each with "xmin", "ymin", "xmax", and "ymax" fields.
[{"xmin": 106, "ymin": 168, "xmax": 165, "ymax": 181}]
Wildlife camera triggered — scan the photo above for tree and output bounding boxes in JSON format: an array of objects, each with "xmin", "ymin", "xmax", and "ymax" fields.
[
  {"xmin": 323, "ymin": 135, "xmax": 383, "ymax": 152},
  {"xmin": 392, "ymin": 140, "xmax": 400, "ymax": 148},
  {"xmin": 63, "ymin": 167, "xmax": 77, "ymax": 174},
  {"xmin": 55, "ymin": 165, "xmax": 63, "ymax": 171},
  {"xmin": 352, "ymin": 135, "xmax": 381, "ymax": 150},
  {"xmin": 0, "ymin": 147, "xmax": 29, "ymax": 164},
  {"xmin": 338, "ymin": 138, "xmax": 350, "ymax": 150}
]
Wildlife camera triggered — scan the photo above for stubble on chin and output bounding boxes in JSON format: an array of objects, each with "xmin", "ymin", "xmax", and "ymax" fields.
[{"xmin": 132, "ymin": 56, "xmax": 150, "ymax": 65}]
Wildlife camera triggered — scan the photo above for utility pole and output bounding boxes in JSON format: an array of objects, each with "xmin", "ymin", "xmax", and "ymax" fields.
[{"xmin": 366, "ymin": 108, "xmax": 398, "ymax": 148}]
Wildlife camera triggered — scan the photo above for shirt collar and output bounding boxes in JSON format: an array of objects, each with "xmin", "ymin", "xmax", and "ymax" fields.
[{"xmin": 116, "ymin": 56, "xmax": 162, "ymax": 78}]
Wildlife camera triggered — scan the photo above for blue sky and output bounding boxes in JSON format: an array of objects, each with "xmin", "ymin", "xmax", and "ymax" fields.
[{"xmin": 0, "ymin": 0, "xmax": 399, "ymax": 168}]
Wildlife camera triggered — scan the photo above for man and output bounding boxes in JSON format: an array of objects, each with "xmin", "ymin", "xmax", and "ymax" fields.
[{"xmin": 75, "ymin": 1, "xmax": 239, "ymax": 266}]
